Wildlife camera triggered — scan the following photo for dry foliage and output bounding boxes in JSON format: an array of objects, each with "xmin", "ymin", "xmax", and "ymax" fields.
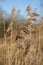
[{"xmin": 0, "ymin": 5, "xmax": 43, "ymax": 65}]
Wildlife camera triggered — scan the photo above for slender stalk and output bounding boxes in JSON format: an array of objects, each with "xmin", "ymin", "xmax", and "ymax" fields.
[{"xmin": 3, "ymin": 18, "xmax": 6, "ymax": 44}]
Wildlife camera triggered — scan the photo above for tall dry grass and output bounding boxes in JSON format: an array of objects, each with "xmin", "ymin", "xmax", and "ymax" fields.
[{"xmin": 0, "ymin": 6, "xmax": 43, "ymax": 65}]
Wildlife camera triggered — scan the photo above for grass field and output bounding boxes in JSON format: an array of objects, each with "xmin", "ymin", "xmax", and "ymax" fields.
[{"xmin": 0, "ymin": 20, "xmax": 43, "ymax": 65}]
